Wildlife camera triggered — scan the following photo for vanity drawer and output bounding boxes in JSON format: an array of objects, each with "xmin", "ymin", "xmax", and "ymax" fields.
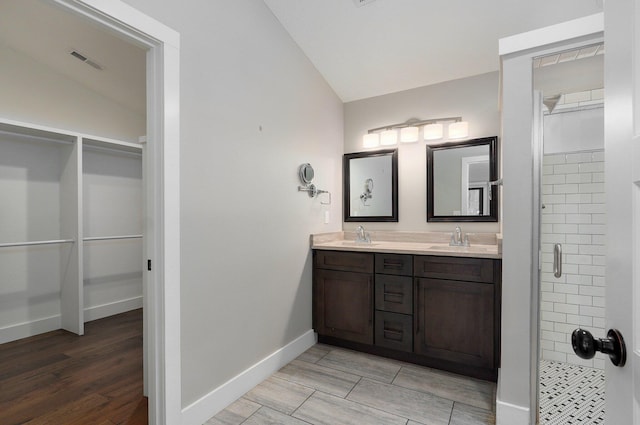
[
  {"xmin": 315, "ymin": 250, "xmax": 374, "ymax": 273},
  {"xmin": 414, "ymin": 255, "xmax": 494, "ymax": 283},
  {"xmin": 375, "ymin": 274, "xmax": 412, "ymax": 314},
  {"xmin": 375, "ymin": 253, "xmax": 413, "ymax": 276},
  {"xmin": 375, "ymin": 311, "xmax": 412, "ymax": 352}
]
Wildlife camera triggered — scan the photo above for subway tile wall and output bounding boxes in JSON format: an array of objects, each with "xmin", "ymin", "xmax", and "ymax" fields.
[{"xmin": 540, "ymin": 150, "xmax": 606, "ymax": 370}]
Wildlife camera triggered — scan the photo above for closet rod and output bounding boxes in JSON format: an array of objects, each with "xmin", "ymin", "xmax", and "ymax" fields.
[
  {"xmin": 83, "ymin": 235, "xmax": 143, "ymax": 242},
  {"xmin": 0, "ymin": 239, "xmax": 75, "ymax": 248}
]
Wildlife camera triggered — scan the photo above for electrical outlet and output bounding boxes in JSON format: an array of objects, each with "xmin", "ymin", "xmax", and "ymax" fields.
[
  {"xmin": 352, "ymin": 0, "xmax": 376, "ymax": 7},
  {"xmin": 324, "ymin": 211, "xmax": 330, "ymax": 224}
]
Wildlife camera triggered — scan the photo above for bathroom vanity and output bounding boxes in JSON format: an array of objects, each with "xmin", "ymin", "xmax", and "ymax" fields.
[{"xmin": 311, "ymin": 232, "xmax": 502, "ymax": 381}]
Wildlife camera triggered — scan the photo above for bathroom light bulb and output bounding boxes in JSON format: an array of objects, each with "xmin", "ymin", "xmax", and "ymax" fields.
[
  {"xmin": 423, "ymin": 123, "xmax": 443, "ymax": 140},
  {"xmin": 380, "ymin": 129, "xmax": 398, "ymax": 146},
  {"xmin": 362, "ymin": 133, "xmax": 380, "ymax": 148},
  {"xmin": 400, "ymin": 126, "xmax": 419, "ymax": 143},
  {"xmin": 448, "ymin": 121, "xmax": 469, "ymax": 139}
]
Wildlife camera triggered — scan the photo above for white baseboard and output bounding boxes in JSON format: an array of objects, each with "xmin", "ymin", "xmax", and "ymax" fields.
[
  {"xmin": 84, "ymin": 296, "xmax": 143, "ymax": 322},
  {"xmin": 181, "ymin": 329, "xmax": 317, "ymax": 425},
  {"xmin": 0, "ymin": 314, "xmax": 62, "ymax": 344},
  {"xmin": 496, "ymin": 398, "xmax": 530, "ymax": 425}
]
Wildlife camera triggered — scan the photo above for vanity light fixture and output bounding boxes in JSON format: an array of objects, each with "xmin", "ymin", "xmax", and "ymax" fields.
[
  {"xmin": 380, "ymin": 129, "xmax": 398, "ymax": 146},
  {"xmin": 363, "ymin": 116, "xmax": 469, "ymax": 148},
  {"xmin": 363, "ymin": 133, "xmax": 380, "ymax": 148},
  {"xmin": 400, "ymin": 126, "xmax": 419, "ymax": 143},
  {"xmin": 423, "ymin": 123, "xmax": 443, "ymax": 140},
  {"xmin": 448, "ymin": 121, "xmax": 469, "ymax": 139}
]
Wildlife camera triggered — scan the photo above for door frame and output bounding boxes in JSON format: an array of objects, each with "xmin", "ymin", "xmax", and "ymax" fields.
[
  {"xmin": 49, "ymin": 1, "xmax": 182, "ymax": 423},
  {"xmin": 498, "ymin": 14, "xmax": 604, "ymax": 425}
]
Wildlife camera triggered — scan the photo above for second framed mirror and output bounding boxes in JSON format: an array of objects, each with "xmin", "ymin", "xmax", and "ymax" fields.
[{"xmin": 427, "ymin": 136, "xmax": 499, "ymax": 222}]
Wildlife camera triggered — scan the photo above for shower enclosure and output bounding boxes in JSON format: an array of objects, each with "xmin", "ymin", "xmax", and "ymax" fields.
[{"xmin": 537, "ymin": 84, "xmax": 606, "ymax": 423}]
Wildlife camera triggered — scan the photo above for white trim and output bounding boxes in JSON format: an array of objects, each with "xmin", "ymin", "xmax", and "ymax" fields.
[
  {"xmin": 499, "ymin": 17, "xmax": 604, "ymax": 425},
  {"xmin": 49, "ymin": 2, "xmax": 182, "ymax": 424},
  {"xmin": 0, "ymin": 315, "xmax": 62, "ymax": 345},
  {"xmin": 181, "ymin": 330, "xmax": 317, "ymax": 425},
  {"xmin": 499, "ymin": 13, "xmax": 604, "ymax": 56},
  {"xmin": 496, "ymin": 398, "xmax": 530, "ymax": 425},
  {"xmin": 84, "ymin": 296, "xmax": 144, "ymax": 322}
]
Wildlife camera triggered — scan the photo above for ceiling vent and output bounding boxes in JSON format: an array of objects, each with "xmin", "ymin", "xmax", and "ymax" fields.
[
  {"xmin": 69, "ymin": 50, "xmax": 103, "ymax": 71},
  {"xmin": 353, "ymin": 0, "xmax": 377, "ymax": 7}
]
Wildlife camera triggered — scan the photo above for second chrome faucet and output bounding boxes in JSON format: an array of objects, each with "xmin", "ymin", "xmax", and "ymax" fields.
[{"xmin": 449, "ymin": 226, "xmax": 469, "ymax": 247}]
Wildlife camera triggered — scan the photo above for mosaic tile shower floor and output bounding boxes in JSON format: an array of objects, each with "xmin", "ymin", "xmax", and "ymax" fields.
[{"xmin": 539, "ymin": 360, "xmax": 605, "ymax": 424}]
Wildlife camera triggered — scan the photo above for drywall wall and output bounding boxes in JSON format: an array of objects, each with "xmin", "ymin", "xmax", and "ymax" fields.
[
  {"xmin": 0, "ymin": 44, "xmax": 144, "ymax": 142},
  {"xmin": 119, "ymin": 0, "xmax": 344, "ymax": 410},
  {"xmin": 343, "ymin": 72, "xmax": 500, "ymax": 232}
]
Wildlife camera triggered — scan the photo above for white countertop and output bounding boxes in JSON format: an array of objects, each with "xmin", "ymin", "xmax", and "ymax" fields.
[{"xmin": 311, "ymin": 231, "xmax": 502, "ymax": 259}]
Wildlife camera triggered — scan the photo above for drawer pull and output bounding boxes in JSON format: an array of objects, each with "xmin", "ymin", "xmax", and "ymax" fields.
[
  {"xmin": 383, "ymin": 329, "xmax": 403, "ymax": 341},
  {"xmin": 383, "ymin": 260, "xmax": 404, "ymax": 269},
  {"xmin": 383, "ymin": 291, "xmax": 404, "ymax": 303}
]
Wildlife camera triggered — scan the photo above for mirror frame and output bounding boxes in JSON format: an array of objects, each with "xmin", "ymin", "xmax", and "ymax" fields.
[
  {"xmin": 426, "ymin": 136, "xmax": 498, "ymax": 222},
  {"xmin": 344, "ymin": 149, "xmax": 398, "ymax": 222}
]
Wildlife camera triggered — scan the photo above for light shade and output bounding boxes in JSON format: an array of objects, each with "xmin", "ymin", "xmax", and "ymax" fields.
[
  {"xmin": 400, "ymin": 126, "xmax": 419, "ymax": 143},
  {"xmin": 448, "ymin": 121, "xmax": 469, "ymax": 139},
  {"xmin": 380, "ymin": 129, "xmax": 398, "ymax": 146},
  {"xmin": 423, "ymin": 123, "xmax": 443, "ymax": 140},
  {"xmin": 362, "ymin": 133, "xmax": 380, "ymax": 148}
]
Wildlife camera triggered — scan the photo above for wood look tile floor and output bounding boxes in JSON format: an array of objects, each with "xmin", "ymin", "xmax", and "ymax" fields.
[{"xmin": 206, "ymin": 344, "xmax": 496, "ymax": 425}]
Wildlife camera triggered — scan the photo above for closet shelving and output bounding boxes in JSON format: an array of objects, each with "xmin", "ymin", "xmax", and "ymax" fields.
[{"xmin": 0, "ymin": 118, "xmax": 143, "ymax": 343}]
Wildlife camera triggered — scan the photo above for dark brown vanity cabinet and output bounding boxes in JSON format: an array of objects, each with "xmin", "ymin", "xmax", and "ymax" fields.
[
  {"xmin": 313, "ymin": 250, "xmax": 501, "ymax": 381},
  {"xmin": 313, "ymin": 251, "xmax": 374, "ymax": 344},
  {"xmin": 414, "ymin": 256, "xmax": 498, "ymax": 370},
  {"xmin": 374, "ymin": 254, "xmax": 413, "ymax": 352}
]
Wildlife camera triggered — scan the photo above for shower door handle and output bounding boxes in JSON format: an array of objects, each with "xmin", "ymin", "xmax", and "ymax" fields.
[
  {"xmin": 571, "ymin": 328, "xmax": 627, "ymax": 367},
  {"xmin": 553, "ymin": 243, "xmax": 562, "ymax": 278}
]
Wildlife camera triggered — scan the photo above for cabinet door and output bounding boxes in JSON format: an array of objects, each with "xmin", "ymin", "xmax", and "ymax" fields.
[
  {"xmin": 314, "ymin": 269, "xmax": 373, "ymax": 344},
  {"xmin": 415, "ymin": 278, "xmax": 494, "ymax": 368}
]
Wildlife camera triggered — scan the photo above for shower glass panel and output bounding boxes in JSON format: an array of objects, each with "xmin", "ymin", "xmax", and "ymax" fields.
[{"xmin": 538, "ymin": 104, "xmax": 606, "ymax": 424}]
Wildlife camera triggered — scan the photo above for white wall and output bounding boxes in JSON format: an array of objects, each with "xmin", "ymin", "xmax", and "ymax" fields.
[
  {"xmin": 0, "ymin": 44, "xmax": 144, "ymax": 142},
  {"xmin": 118, "ymin": 0, "xmax": 344, "ymax": 409},
  {"xmin": 343, "ymin": 72, "xmax": 500, "ymax": 232},
  {"xmin": 0, "ymin": 134, "xmax": 68, "ymax": 338},
  {"xmin": 83, "ymin": 148, "xmax": 143, "ymax": 319}
]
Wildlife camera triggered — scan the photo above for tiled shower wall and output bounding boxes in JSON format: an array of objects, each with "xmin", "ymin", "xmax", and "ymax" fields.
[{"xmin": 540, "ymin": 150, "xmax": 606, "ymax": 370}]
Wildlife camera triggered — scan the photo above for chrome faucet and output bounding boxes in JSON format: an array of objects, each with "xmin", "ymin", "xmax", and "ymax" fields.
[
  {"xmin": 355, "ymin": 225, "xmax": 371, "ymax": 243},
  {"xmin": 450, "ymin": 226, "xmax": 469, "ymax": 247}
]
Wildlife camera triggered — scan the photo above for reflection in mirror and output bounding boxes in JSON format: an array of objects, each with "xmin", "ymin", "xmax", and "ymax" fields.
[
  {"xmin": 427, "ymin": 136, "xmax": 498, "ymax": 222},
  {"xmin": 344, "ymin": 149, "xmax": 398, "ymax": 222}
]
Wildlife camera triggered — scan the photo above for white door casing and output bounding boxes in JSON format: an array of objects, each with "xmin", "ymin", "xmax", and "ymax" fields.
[
  {"xmin": 604, "ymin": 0, "xmax": 636, "ymax": 423},
  {"xmin": 499, "ymin": 14, "xmax": 605, "ymax": 425},
  {"xmin": 48, "ymin": 1, "xmax": 182, "ymax": 424}
]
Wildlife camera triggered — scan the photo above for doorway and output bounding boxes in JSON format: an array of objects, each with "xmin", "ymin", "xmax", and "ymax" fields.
[
  {"xmin": 534, "ymin": 44, "xmax": 606, "ymax": 424},
  {"xmin": 0, "ymin": 0, "xmax": 181, "ymax": 422}
]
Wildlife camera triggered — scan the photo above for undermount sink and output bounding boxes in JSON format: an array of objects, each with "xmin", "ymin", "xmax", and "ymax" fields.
[
  {"xmin": 427, "ymin": 245, "xmax": 488, "ymax": 252},
  {"xmin": 339, "ymin": 241, "xmax": 379, "ymax": 247}
]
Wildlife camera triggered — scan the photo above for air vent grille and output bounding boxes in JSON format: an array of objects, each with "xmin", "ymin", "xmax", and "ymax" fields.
[{"xmin": 69, "ymin": 49, "xmax": 103, "ymax": 70}]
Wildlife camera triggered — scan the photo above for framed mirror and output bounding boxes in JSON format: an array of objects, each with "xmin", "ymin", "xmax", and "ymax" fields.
[
  {"xmin": 426, "ymin": 136, "xmax": 498, "ymax": 222},
  {"xmin": 344, "ymin": 149, "xmax": 398, "ymax": 222}
]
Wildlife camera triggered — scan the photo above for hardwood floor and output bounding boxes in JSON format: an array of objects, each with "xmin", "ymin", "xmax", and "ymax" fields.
[
  {"xmin": 0, "ymin": 309, "xmax": 147, "ymax": 425},
  {"xmin": 206, "ymin": 344, "xmax": 496, "ymax": 425}
]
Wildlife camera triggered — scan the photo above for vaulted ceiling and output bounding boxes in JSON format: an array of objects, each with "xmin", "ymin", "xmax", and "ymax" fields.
[
  {"xmin": 0, "ymin": 0, "xmax": 604, "ymax": 111},
  {"xmin": 263, "ymin": 0, "xmax": 603, "ymax": 101}
]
